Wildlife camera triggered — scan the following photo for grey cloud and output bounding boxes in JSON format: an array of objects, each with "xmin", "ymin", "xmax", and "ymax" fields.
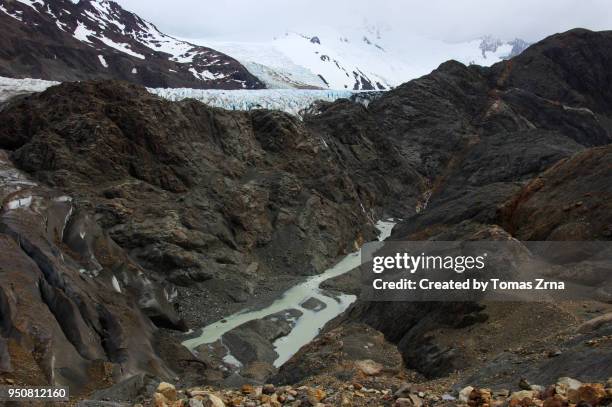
[{"xmin": 114, "ymin": 0, "xmax": 612, "ymax": 42}]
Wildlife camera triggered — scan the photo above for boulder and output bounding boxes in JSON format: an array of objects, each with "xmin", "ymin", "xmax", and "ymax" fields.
[
  {"xmin": 156, "ymin": 382, "xmax": 177, "ymax": 402},
  {"xmin": 355, "ymin": 359, "xmax": 384, "ymax": 376}
]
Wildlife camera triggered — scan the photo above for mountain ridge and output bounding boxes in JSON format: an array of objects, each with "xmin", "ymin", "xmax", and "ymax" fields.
[{"xmin": 0, "ymin": 0, "xmax": 264, "ymax": 89}]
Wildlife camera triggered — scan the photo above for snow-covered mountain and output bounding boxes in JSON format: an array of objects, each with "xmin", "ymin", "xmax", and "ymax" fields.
[
  {"xmin": 0, "ymin": 0, "xmax": 263, "ymax": 89},
  {"xmin": 189, "ymin": 26, "xmax": 530, "ymax": 90},
  {"xmin": 0, "ymin": 0, "xmax": 530, "ymax": 92}
]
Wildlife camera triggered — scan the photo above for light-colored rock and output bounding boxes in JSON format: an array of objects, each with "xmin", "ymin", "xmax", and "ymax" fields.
[
  {"xmin": 408, "ymin": 394, "xmax": 423, "ymax": 407},
  {"xmin": 189, "ymin": 399, "xmax": 204, "ymax": 407},
  {"xmin": 355, "ymin": 359, "xmax": 384, "ymax": 376},
  {"xmin": 555, "ymin": 377, "xmax": 582, "ymax": 397},
  {"xmin": 510, "ymin": 390, "xmax": 535, "ymax": 400},
  {"xmin": 458, "ymin": 386, "xmax": 474, "ymax": 403},
  {"xmin": 153, "ymin": 392, "xmax": 169, "ymax": 407},
  {"xmin": 157, "ymin": 382, "xmax": 178, "ymax": 402},
  {"xmin": 307, "ymin": 388, "xmax": 326, "ymax": 403}
]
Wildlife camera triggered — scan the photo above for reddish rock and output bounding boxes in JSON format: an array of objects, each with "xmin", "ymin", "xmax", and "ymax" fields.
[{"xmin": 570, "ymin": 384, "xmax": 606, "ymax": 405}]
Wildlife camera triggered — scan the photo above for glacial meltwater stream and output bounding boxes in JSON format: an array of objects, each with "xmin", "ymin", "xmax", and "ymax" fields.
[{"xmin": 182, "ymin": 220, "xmax": 395, "ymax": 368}]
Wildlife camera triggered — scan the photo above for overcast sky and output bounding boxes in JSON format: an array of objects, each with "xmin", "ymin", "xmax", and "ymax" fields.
[{"xmin": 115, "ymin": 0, "xmax": 612, "ymax": 43}]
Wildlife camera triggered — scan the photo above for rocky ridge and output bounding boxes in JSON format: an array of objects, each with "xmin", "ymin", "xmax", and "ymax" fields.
[{"xmin": 338, "ymin": 27, "xmax": 612, "ymax": 380}]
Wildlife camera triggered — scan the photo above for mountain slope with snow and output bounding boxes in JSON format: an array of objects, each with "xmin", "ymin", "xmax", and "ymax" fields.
[
  {"xmin": 191, "ymin": 27, "xmax": 530, "ymax": 90},
  {"xmin": 0, "ymin": 0, "xmax": 263, "ymax": 89}
]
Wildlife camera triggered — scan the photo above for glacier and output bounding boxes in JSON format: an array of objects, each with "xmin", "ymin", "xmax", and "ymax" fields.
[
  {"xmin": 0, "ymin": 76, "xmax": 59, "ymax": 102},
  {"xmin": 0, "ymin": 76, "xmax": 364, "ymax": 116},
  {"xmin": 148, "ymin": 87, "xmax": 357, "ymax": 116}
]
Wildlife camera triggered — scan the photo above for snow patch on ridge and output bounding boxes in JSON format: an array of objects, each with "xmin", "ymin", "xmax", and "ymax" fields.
[
  {"xmin": 111, "ymin": 275, "xmax": 121, "ymax": 293},
  {"xmin": 73, "ymin": 21, "xmax": 96, "ymax": 44},
  {"xmin": 98, "ymin": 55, "xmax": 108, "ymax": 68},
  {"xmin": 0, "ymin": 4, "xmax": 24, "ymax": 21},
  {"xmin": 96, "ymin": 35, "xmax": 145, "ymax": 59},
  {"xmin": 15, "ymin": 0, "xmax": 44, "ymax": 11}
]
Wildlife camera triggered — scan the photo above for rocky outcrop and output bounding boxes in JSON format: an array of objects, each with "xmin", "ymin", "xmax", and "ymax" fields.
[
  {"xmin": 318, "ymin": 29, "xmax": 612, "ymax": 380},
  {"xmin": 500, "ymin": 144, "xmax": 612, "ymax": 241},
  {"xmin": 273, "ymin": 322, "xmax": 404, "ymax": 386},
  {"xmin": 487, "ymin": 28, "xmax": 612, "ymax": 119},
  {"xmin": 0, "ymin": 150, "xmax": 177, "ymax": 392}
]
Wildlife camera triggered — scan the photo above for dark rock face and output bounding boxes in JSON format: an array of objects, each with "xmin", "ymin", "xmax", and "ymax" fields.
[
  {"xmin": 487, "ymin": 28, "xmax": 612, "ymax": 118},
  {"xmin": 334, "ymin": 29, "xmax": 612, "ymax": 379},
  {"xmin": 0, "ymin": 0, "xmax": 263, "ymax": 89},
  {"xmin": 0, "ymin": 80, "xmax": 421, "ymax": 328},
  {"xmin": 0, "ymin": 150, "xmax": 176, "ymax": 392},
  {"xmin": 500, "ymin": 145, "xmax": 612, "ymax": 241}
]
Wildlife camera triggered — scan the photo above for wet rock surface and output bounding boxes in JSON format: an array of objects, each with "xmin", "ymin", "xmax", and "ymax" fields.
[
  {"xmin": 222, "ymin": 311, "xmax": 301, "ymax": 367},
  {"xmin": 301, "ymin": 297, "xmax": 327, "ymax": 311}
]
